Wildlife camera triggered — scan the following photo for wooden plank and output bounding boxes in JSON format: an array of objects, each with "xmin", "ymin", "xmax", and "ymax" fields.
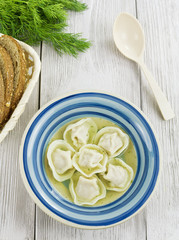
[
  {"xmin": 136, "ymin": 0, "xmax": 179, "ymax": 239},
  {"xmin": 0, "ymin": 46, "xmax": 41, "ymax": 240},
  {"xmin": 36, "ymin": 1, "xmax": 147, "ymax": 239}
]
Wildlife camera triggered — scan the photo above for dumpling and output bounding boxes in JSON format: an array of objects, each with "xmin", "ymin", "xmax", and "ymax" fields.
[
  {"xmin": 76, "ymin": 177, "xmax": 99, "ymax": 201},
  {"xmin": 63, "ymin": 118, "xmax": 97, "ymax": 150},
  {"xmin": 47, "ymin": 140, "xmax": 75, "ymax": 182},
  {"xmin": 99, "ymin": 158, "xmax": 134, "ymax": 192},
  {"xmin": 69, "ymin": 172, "xmax": 106, "ymax": 206},
  {"xmin": 72, "ymin": 144, "xmax": 108, "ymax": 177},
  {"xmin": 94, "ymin": 126, "xmax": 129, "ymax": 157}
]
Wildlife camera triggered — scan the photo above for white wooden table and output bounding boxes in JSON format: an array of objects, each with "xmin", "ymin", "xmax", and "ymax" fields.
[{"xmin": 0, "ymin": 1, "xmax": 179, "ymax": 239}]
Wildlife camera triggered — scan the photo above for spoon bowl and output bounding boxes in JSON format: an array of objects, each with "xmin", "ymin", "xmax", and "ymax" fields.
[{"xmin": 113, "ymin": 13, "xmax": 145, "ymax": 61}]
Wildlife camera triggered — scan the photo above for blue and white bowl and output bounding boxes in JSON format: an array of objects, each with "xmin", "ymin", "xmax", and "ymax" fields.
[{"xmin": 20, "ymin": 91, "xmax": 160, "ymax": 229}]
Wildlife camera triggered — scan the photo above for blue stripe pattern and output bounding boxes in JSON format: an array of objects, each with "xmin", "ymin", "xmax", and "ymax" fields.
[{"xmin": 22, "ymin": 92, "xmax": 159, "ymax": 226}]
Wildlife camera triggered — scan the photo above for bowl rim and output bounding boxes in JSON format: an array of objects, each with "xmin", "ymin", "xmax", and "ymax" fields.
[{"xmin": 19, "ymin": 90, "xmax": 162, "ymax": 229}]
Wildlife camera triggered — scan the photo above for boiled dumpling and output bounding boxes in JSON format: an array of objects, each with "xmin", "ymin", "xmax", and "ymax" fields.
[
  {"xmin": 99, "ymin": 132, "xmax": 122, "ymax": 154},
  {"xmin": 94, "ymin": 126, "xmax": 129, "ymax": 157},
  {"xmin": 69, "ymin": 172, "xmax": 106, "ymax": 205},
  {"xmin": 78, "ymin": 149, "xmax": 103, "ymax": 168},
  {"xmin": 103, "ymin": 164, "xmax": 128, "ymax": 188},
  {"xmin": 63, "ymin": 118, "xmax": 97, "ymax": 150},
  {"xmin": 99, "ymin": 158, "xmax": 134, "ymax": 192},
  {"xmin": 72, "ymin": 144, "xmax": 108, "ymax": 177},
  {"xmin": 76, "ymin": 177, "xmax": 99, "ymax": 201},
  {"xmin": 47, "ymin": 140, "xmax": 75, "ymax": 182},
  {"xmin": 51, "ymin": 149, "xmax": 71, "ymax": 174}
]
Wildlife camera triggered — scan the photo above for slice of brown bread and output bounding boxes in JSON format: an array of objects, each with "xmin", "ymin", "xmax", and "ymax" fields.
[
  {"xmin": 0, "ymin": 35, "xmax": 26, "ymax": 111},
  {"xmin": 0, "ymin": 45, "xmax": 14, "ymax": 121},
  {"xmin": 0, "ymin": 70, "xmax": 5, "ymax": 125}
]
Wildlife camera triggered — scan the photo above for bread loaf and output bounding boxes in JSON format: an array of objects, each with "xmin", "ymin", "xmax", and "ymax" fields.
[
  {"xmin": 0, "ymin": 45, "xmax": 14, "ymax": 122},
  {"xmin": 0, "ymin": 35, "xmax": 26, "ymax": 111}
]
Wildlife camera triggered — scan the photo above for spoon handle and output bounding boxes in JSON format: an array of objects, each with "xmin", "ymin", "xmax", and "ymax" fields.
[{"xmin": 139, "ymin": 61, "xmax": 175, "ymax": 120}]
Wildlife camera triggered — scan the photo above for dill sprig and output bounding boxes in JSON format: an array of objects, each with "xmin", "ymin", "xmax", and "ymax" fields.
[{"xmin": 0, "ymin": 0, "xmax": 90, "ymax": 57}]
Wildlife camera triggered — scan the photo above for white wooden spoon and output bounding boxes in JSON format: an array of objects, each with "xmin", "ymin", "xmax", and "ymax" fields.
[{"xmin": 113, "ymin": 12, "xmax": 175, "ymax": 120}]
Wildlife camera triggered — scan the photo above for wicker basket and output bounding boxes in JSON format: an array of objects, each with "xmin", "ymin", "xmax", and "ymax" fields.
[{"xmin": 0, "ymin": 36, "xmax": 41, "ymax": 143}]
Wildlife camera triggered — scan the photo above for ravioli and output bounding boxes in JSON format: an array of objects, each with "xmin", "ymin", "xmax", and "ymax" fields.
[
  {"xmin": 69, "ymin": 172, "xmax": 106, "ymax": 206},
  {"xmin": 94, "ymin": 126, "xmax": 129, "ymax": 157},
  {"xmin": 99, "ymin": 158, "xmax": 134, "ymax": 192},
  {"xmin": 63, "ymin": 118, "xmax": 97, "ymax": 150},
  {"xmin": 47, "ymin": 140, "xmax": 75, "ymax": 182},
  {"xmin": 72, "ymin": 144, "xmax": 108, "ymax": 177}
]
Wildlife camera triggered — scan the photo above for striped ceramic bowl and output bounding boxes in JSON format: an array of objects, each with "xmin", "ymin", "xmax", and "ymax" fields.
[{"xmin": 20, "ymin": 91, "xmax": 160, "ymax": 229}]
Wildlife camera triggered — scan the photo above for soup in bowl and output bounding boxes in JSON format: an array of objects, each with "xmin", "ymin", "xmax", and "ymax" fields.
[{"xmin": 20, "ymin": 91, "xmax": 160, "ymax": 229}]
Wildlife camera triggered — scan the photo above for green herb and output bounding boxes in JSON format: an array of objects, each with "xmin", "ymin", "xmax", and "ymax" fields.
[{"xmin": 0, "ymin": 0, "xmax": 91, "ymax": 57}]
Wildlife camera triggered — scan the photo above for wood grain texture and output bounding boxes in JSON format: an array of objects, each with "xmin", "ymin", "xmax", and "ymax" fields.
[
  {"xmin": 0, "ymin": 46, "xmax": 40, "ymax": 240},
  {"xmin": 36, "ymin": 1, "xmax": 147, "ymax": 240},
  {"xmin": 0, "ymin": 0, "xmax": 179, "ymax": 239},
  {"xmin": 136, "ymin": 0, "xmax": 179, "ymax": 239}
]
